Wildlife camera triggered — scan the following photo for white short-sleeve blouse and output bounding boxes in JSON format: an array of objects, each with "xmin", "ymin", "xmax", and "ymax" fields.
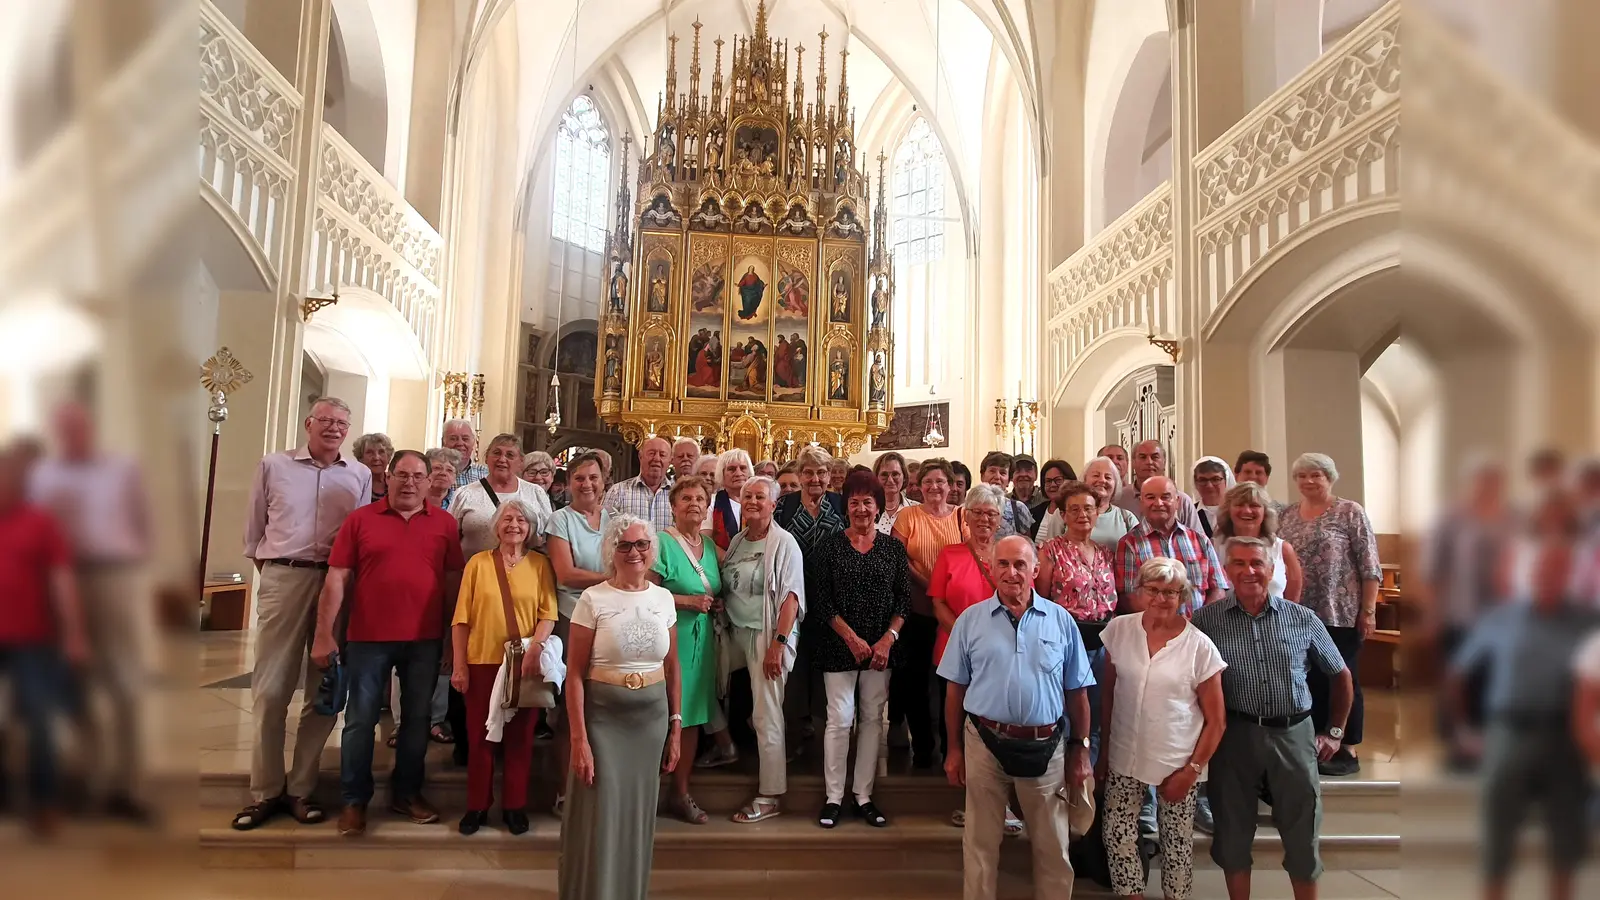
[
  {"xmin": 1101, "ymin": 612, "xmax": 1227, "ymax": 786},
  {"xmin": 571, "ymin": 581, "xmax": 677, "ymax": 674}
]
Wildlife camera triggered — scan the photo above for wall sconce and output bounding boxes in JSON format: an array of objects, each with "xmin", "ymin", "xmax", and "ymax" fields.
[
  {"xmin": 1147, "ymin": 330, "xmax": 1181, "ymax": 364},
  {"xmin": 301, "ymin": 286, "xmax": 339, "ymax": 321}
]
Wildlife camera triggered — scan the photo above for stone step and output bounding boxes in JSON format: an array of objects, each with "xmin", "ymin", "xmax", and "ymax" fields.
[{"xmin": 199, "ymin": 808, "xmax": 1400, "ymax": 872}]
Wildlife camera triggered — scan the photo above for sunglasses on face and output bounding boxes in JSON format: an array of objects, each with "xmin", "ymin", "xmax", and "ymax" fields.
[{"xmin": 615, "ymin": 539, "xmax": 652, "ymax": 554}]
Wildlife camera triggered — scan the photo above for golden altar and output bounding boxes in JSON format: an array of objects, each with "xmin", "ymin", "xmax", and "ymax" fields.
[{"xmin": 593, "ymin": 1, "xmax": 894, "ymax": 463}]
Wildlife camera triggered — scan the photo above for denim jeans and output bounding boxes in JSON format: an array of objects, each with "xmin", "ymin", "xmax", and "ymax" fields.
[
  {"xmin": 0, "ymin": 645, "xmax": 71, "ymax": 806},
  {"xmin": 341, "ymin": 640, "xmax": 442, "ymax": 806}
]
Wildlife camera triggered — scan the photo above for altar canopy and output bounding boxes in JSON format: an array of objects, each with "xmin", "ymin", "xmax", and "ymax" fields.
[{"xmin": 594, "ymin": 0, "xmax": 894, "ymax": 462}]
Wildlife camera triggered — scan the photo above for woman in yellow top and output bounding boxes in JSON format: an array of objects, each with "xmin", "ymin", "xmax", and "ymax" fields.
[
  {"xmin": 450, "ymin": 498, "xmax": 558, "ymax": 836},
  {"xmin": 888, "ymin": 457, "xmax": 965, "ymax": 768}
]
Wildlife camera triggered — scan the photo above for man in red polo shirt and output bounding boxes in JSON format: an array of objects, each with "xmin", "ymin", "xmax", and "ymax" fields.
[
  {"xmin": 0, "ymin": 444, "xmax": 89, "ymax": 835},
  {"xmin": 311, "ymin": 449, "xmax": 464, "ymax": 836}
]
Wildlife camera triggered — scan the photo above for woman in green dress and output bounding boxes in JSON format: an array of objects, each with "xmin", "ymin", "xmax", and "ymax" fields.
[{"xmin": 650, "ymin": 474, "xmax": 723, "ymax": 823}]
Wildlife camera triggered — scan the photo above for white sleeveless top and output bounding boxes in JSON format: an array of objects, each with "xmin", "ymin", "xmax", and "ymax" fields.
[{"xmin": 1214, "ymin": 534, "xmax": 1287, "ymax": 599}]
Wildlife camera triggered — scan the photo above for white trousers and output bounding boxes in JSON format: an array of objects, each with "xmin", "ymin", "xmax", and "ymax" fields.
[
  {"xmin": 822, "ymin": 669, "xmax": 890, "ymax": 805},
  {"xmin": 727, "ymin": 625, "xmax": 788, "ymax": 797}
]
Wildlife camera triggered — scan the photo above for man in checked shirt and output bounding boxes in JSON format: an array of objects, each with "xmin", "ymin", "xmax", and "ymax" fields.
[{"xmin": 1192, "ymin": 536, "xmax": 1352, "ymax": 900}]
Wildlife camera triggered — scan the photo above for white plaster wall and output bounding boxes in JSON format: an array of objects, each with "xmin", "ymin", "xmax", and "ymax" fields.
[
  {"xmin": 1360, "ymin": 382, "xmax": 1399, "ymax": 533},
  {"xmin": 1081, "ymin": 0, "xmax": 1167, "ymax": 236},
  {"xmin": 368, "ymin": 0, "xmax": 418, "ymax": 190}
]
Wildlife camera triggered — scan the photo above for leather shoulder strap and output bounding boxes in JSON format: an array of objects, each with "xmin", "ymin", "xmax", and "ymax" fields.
[
  {"xmin": 480, "ymin": 477, "xmax": 501, "ymax": 509},
  {"xmin": 492, "ymin": 552, "xmax": 522, "ymax": 642}
]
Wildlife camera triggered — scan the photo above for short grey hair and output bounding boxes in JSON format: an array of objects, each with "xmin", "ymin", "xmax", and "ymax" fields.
[
  {"xmin": 522, "ymin": 450, "xmax": 555, "ymax": 473},
  {"xmin": 717, "ymin": 448, "xmax": 753, "ymax": 490},
  {"xmin": 1224, "ymin": 535, "xmax": 1276, "ymax": 570},
  {"xmin": 1291, "ymin": 452, "xmax": 1338, "ymax": 483},
  {"xmin": 425, "ymin": 447, "xmax": 462, "ymax": 473},
  {"xmin": 796, "ymin": 446, "xmax": 832, "ymax": 471},
  {"xmin": 490, "ymin": 498, "xmax": 542, "ymax": 551},
  {"xmin": 672, "ymin": 437, "xmax": 701, "ymax": 453},
  {"xmin": 1137, "ymin": 557, "xmax": 1191, "ymax": 591},
  {"xmin": 442, "ymin": 417, "xmax": 475, "ymax": 435},
  {"xmin": 352, "ymin": 433, "xmax": 393, "ymax": 458},
  {"xmin": 741, "ymin": 475, "xmax": 778, "ymax": 502},
  {"xmin": 693, "ymin": 455, "xmax": 720, "ymax": 477},
  {"xmin": 601, "ymin": 513, "xmax": 659, "ymax": 575},
  {"xmin": 309, "ymin": 396, "xmax": 352, "ymax": 416},
  {"xmin": 962, "ymin": 482, "xmax": 1006, "ymax": 512},
  {"xmin": 484, "ymin": 432, "xmax": 523, "ymax": 457},
  {"xmin": 1083, "ymin": 456, "xmax": 1119, "ymax": 479}
]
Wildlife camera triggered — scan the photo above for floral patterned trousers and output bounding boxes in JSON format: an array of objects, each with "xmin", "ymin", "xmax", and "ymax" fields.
[{"xmin": 1102, "ymin": 770, "xmax": 1199, "ymax": 899}]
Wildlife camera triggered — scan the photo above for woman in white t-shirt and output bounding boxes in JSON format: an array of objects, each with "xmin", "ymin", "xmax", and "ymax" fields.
[
  {"xmin": 1098, "ymin": 557, "xmax": 1228, "ymax": 900},
  {"xmin": 451, "ymin": 433, "xmax": 553, "ymax": 557},
  {"xmin": 560, "ymin": 515, "xmax": 681, "ymax": 900}
]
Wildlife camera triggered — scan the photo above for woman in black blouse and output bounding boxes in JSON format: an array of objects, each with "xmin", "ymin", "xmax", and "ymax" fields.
[{"xmin": 806, "ymin": 469, "xmax": 910, "ymax": 829}]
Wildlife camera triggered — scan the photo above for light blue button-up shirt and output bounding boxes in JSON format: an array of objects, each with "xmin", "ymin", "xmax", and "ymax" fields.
[{"xmin": 937, "ymin": 592, "xmax": 1095, "ymax": 727}]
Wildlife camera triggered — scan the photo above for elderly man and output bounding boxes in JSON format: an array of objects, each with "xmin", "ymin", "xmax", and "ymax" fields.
[
  {"xmin": 1097, "ymin": 443, "xmax": 1131, "ymax": 486},
  {"xmin": 603, "ymin": 436, "xmax": 674, "ymax": 531},
  {"xmin": 978, "ymin": 451, "xmax": 1034, "ymax": 539},
  {"xmin": 1117, "ymin": 476, "xmax": 1228, "ymax": 614},
  {"xmin": 670, "ymin": 437, "xmax": 702, "ymax": 483},
  {"xmin": 441, "ymin": 419, "xmax": 487, "ymax": 504},
  {"xmin": 312, "ymin": 450, "xmax": 464, "ymax": 836},
  {"xmin": 1193, "ymin": 537, "xmax": 1353, "ymax": 900},
  {"xmin": 234, "ymin": 397, "xmax": 371, "ymax": 831},
  {"xmin": 939, "ymin": 536, "xmax": 1093, "ymax": 900},
  {"xmin": 1449, "ymin": 538, "xmax": 1596, "ymax": 900},
  {"xmin": 28, "ymin": 401, "xmax": 153, "ymax": 820},
  {"xmin": 1114, "ymin": 440, "xmax": 1207, "ymax": 534}
]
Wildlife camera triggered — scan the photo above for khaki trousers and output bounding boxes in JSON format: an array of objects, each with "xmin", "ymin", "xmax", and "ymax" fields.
[
  {"xmin": 962, "ymin": 720, "xmax": 1075, "ymax": 900},
  {"xmin": 77, "ymin": 566, "xmax": 154, "ymax": 799},
  {"xmin": 249, "ymin": 564, "xmax": 339, "ymax": 803}
]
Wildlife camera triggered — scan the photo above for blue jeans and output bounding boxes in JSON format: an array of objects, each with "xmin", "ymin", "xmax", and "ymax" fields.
[
  {"xmin": 0, "ymin": 646, "xmax": 71, "ymax": 806},
  {"xmin": 341, "ymin": 640, "xmax": 441, "ymax": 806}
]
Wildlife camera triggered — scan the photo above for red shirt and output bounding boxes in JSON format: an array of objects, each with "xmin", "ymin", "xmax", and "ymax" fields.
[
  {"xmin": 328, "ymin": 499, "xmax": 465, "ymax": 643},
  {"xmin": 0, "ymin": 504, "xmax": 71, "ymax": 645},
  {"xmin": 928, "ymin": 543, "xmax": 998, "ymax": 665}
]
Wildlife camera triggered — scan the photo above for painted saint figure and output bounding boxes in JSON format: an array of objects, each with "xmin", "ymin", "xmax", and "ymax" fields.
[
  {"xmin": 643, "ymin": 339, "xmax": 666, "ymax": 393},
  {"xmin": 830, "ymin": 272, "xmax": 850, "ymax": 322},
  {"xmin": 647, "ymin": 263, "xmax": 669, "ymax": 313},
  {"xmin": 871, "ymin": 276, "xmax": 888, "ymax": 330},
  {"xmin": 828, "ymin": 348, "xmax": 848, "ymax": 401},
  {"xmin": 869, "ymin": 353, "xmax": 887, "ymax": 405},
  {"xmin": 737, "ymin": 265, "xmax": 765, "ymax": 320},
  {"xmin": 790, "ymin": 334, "xmax": 807, "ymax": 387}
]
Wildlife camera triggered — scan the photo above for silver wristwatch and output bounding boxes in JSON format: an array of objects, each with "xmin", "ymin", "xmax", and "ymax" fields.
[{"xmin": 1327, "ymin": 725, "xmax": 1345, "ymax": 740}]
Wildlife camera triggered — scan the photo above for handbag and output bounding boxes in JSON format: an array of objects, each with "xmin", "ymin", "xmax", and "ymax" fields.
[
  {"xmin": 313, "ymin": 650, "xmax": 348, "ymax": 716},
  {"xmin": 672, "ymin": 529, "xmax": 732, "ymax": 698},
  {"xmin": 493, "ymin": 552, "xmax": 556, "ymax": 710}
]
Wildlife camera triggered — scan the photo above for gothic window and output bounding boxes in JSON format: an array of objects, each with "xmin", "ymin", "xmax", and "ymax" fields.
[
  {"xmin": 890, "ymin": 118, "xmax": 946, "ymax": 264},
  {"xmin": 550, "ymin": 95, "xmax": 612, "ymax": 253},
  {"xmin": 888, "ymin": 117, "xmax": 954, "ymax": 388}
]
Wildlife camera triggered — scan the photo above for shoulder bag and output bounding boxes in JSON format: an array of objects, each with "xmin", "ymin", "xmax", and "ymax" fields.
[
  {"xmin": 674, "ymin": 529, "xmax": 734, "ymax": 701},
  {"xmin": 494, "ymin": 552, "xmax": 556, "ymax": 709}
]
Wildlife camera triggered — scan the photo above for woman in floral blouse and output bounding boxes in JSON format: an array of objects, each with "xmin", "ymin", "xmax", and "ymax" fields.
[
  {"xmin": 1035, "ymin": 480, "xmax": 1118, "ymax": 763},
  {"xmin": 1278, "ymin": 452, "xmax": 1380, "ymax": 777}
]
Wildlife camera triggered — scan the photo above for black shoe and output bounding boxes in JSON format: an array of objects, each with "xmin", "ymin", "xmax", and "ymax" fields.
[
  {"xmin": 857, "ymin": 800, "xmax": 888, "ymax": 828},
  {"xmin": 504, "ymin": 808, "xmax": 529, "ymax": 835},
  {"xmin": 1318, "ymin": 749, "xmax": 1360, "ymax": 777},
  {"xmin": 458, "ymin": 809, "xmax": 488, "ymax": 835},
  {"xmin": 535, "ymin": 717, "xmax": 555, "ymax": 740},
  {"xmin": 817, "ymin": 802, "xmax": 842, "ymax": 829}
]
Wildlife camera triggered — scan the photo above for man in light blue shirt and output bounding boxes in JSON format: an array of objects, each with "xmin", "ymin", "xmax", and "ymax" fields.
[{"xmin": 939, "ymin": 535, "xmax": 1094, "ymax": 900}]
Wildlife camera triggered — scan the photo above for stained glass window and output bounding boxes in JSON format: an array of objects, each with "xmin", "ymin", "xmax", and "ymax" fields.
[
  {"xmin": 891, "ymin": 118, "xmax": 946, "ymax": 265},
  {"xmin": 550, "ymin": 96, "xmax": 612, "ymax": 253}
]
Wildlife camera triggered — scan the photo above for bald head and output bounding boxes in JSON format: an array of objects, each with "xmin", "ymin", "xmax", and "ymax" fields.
[
  {"xmin": 1138, "ymin": 475, "xmax": 1178, "ymax": 530},
  {"xmin": 1132, "ymin": 440, "xmax": 1167, "ymax": 485},
  {"xmin": 994, "ymin": 535, "xmax": 1040, "ymax": 603}
]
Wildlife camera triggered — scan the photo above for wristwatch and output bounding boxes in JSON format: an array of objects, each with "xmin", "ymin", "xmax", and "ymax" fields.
[
  {"xmin": 1072, "ymin": 736, "xmax": 1089, "ymax": 749},
  {"xmin": 775, "ymin": 633, "xmax": 789, "ymax": 645},
  {"xmin": 1187, "ymin": 761, "xmax": 1203, "ymax": 775},
  {"xmin": 888, "ymin": 628, "xmax": 900, "ymax": 641},
  {"xmin": 1327, "ymin": 725, "xmax": 1345, "ymax": 740}
]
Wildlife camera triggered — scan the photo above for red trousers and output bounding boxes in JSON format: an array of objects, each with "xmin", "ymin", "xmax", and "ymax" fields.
[{"xmin": 465, "ymin": 663, "xmax": 535, "ymax": 812}]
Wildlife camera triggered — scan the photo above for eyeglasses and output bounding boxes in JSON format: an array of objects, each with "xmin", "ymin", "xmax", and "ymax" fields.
[
  {"xmin": 1143, "ymin": 587, "xmax": 1186, "ymax": 599},
  {"xmin": 390, "ymin": 473, "xmax": 427, "ymax": 483},
  {"xmin": 1064, "ymin": 505, "xmax": 1097, "ymax": 517},
  {"xmin": 615, "ymin": 539, "xmax": 652, "ymax": 555},
  {"xmin": 1043, "ymin": 476, "xmax": 1068, "ymax": 487},
  {"xmin": 1194, "ymin": 475, "xmax": 1228, "ymax": 486},
  {"xmin": 312, "ymin": 416, "xmax": 350, "ymax": 431}
]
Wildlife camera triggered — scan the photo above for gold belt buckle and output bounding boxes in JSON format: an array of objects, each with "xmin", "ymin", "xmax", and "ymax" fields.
[{"xmin": 623, "ymin": 672, "xmax": 645, "ymax": 690}]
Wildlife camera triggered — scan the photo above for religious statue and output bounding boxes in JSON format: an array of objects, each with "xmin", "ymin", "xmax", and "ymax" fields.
[
  {"xmin": 648, "ymin": 268, "xmax": 669, "ymax": 313},
  {"xmin": 642, "ymin": 193, "xmax": 680, "ymax": 228},
  {"xmin": 828, "ymin": 348, "xmax": 849, "ymax": 401},
  {"xmin": 870, "ymin": 276, "xmax": 888, "ymax": 330},
  {"xmin": 869, "ymin": 353, "xmax": 887, "ymax": 405},
  {"xmin": 603, "ymin": 335, "xmax": 623, "ymax": 394},
  {"xmin": 829, "ymin": 272, "xmax": 850, "ymax": 322},
  {"xmin": 736, "ymin": 266, "xmax": 765, "ymax": 320},
  {"xmin": 691, "ymin": 197, "xmax": 730, "ymax": 230},
  {"xmin": 827, "ymin": 203, "xmax": 863, "ymax": 239},
  {"xmin": 608, "ymin": 263, "xmax": 628, "ymax": 314},
  {"xmin": 643, "ymin": 339, "xmax": 666, "ymax": 392},
  {"xmin": 777, "ymin": 203, "xmax": 814, "ymax": 236}
]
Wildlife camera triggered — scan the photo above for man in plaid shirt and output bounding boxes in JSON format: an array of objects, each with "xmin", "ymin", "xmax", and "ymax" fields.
[{"xmin": 1116, "ymin": 475, "xmax": 1228, "ymax": 613}]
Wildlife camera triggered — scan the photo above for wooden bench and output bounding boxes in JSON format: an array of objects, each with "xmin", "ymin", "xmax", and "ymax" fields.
[{"xmin": 203, "ymin": 578, "xmax": 250, "ymax": 631}]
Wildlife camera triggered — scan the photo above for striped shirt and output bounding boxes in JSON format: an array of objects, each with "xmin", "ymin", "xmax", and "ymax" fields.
[
  {"xmin": 1115, "ymin": 521, "xmax": 1230, "ymax": 612},
  {"xmin": 444, "ymin": 462, "xmax": 489, "ymax": 510},
  {"xmin": 1190, "ymin": 592, "xmax": 1346, "ymax": 718},
  {"xmin": 603, "ymin": 475, "xmax": 674, "ymax": 532}
]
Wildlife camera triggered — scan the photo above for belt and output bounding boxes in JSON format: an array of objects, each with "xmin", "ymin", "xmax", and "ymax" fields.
[
  {"xmin": 588, "ymin": 666, "xmax": 665, "ymax": 690},
  {"xmin": 265, "ymin": 558, "xmax": 329, "ymax": 570},
  {"xmin": 1226, "ymin": 709, "xmax": 1311, "ymax": 729},
  {"xmin": 974, "ymin": 715, "xmax": 1057, "ymax": 740}
]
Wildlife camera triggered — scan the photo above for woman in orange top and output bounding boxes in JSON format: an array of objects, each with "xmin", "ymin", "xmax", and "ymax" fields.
[{"xmin": 888, "ymin": 458, "xmax": 964, "ymax": 769}]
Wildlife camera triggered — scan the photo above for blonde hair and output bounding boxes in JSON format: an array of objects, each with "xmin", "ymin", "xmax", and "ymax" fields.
[
  {"xmin": 1215, "ymin": 481, "xmax": 1280, "ymax": 540},
  {"xmin": 796, "ymin": 446, "xmax": 832, "ymax": 471},
  {"xmin": 1137, "ymin": 557, "xmax": 1191, "ymax": 591}
]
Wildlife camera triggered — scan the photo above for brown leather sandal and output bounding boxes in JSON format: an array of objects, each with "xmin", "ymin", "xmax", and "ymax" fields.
[{"xmin": 287, "ymin": 796, "xmax": 327, "ymax": 824}]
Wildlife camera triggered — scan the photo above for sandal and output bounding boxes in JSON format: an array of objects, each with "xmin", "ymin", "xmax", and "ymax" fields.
[
  {"xmin": 671, "ymin": 795, "xmax": 709, "ymax": 825},
  {"xmin": 231, "ymin": 796, "xmax": 282, "ymax": 831},
  {"xmin": 287, "ymin": 796, "xmax": 326, "ymax": 825},
  {"xmin": 1004, "ymin": 806, "xmax": 1023, "ymax": 836},
  {"xmin": 857, "ymin": 801, "xmax": 888, "ymax": 828},
  {"xmin": 950, "ymin": 808, "xmax": 965, "ymax": 828},
  {"xmin": 430, "ymin": 724, "xmax": 453, "ymax": 744},
  {"xmin": 733, "ymin": 797, "xmax": 781, "ymax": 824},
  {"xmin": 386, "ymin": 730, "xmax": 398, "ymax": 748},
  {"xmin": 552, "ymin": 794, "xmax": 565, "ymax": 818},
  {"xmin": 817, "ymin": 802, "xmax": 843, "ymax": 829}
]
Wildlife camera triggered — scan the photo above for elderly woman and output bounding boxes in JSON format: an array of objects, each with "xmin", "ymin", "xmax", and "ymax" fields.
[
  {"xmin": 949, "ymin": 461, "xmax": 972, "ymax": 504},
  {"xmin": 776, "ymin": 461, "xmax": 801, "ymax": 497},
  {"xmin": 522, "ymin": 451, "xmax": 556, "ymax": 495},
  {"xmin": 560, "ymin": 515, "xmax": 681, "ymax": 900},
  {"xmin": 905, "ymin": 460, "xmax": 923, "ymax": 502},
  {"xmin": 543, "ymin": 451, "xmax": 612, "ymax": 812},
  {"xmin": 1036, "ymin": 481, "xmax": 1119, "ymax": 758},
  {"xmin": 706, "ymin": 448, "xmax": 753, "ymax": 550},
  {"xmin": 354, "ymin": 433, "xmax": 393, "ymax": 501},
  {"xmin": 1277, "ymin": 453, "xmax": 1380, "ymax": 777},
  {"xmin": 424, "ymin": 447, "xmax": 461, "ymax": 510},
  {"xmin": 754, "ymin": 459, "xmax": 779, "ymax": 480},
  {"xmin": 722, "ymin": 477, "xmax": 806, "ymax": 823},
  {"xmin": 452, "ymin": 434, "xmax": 553, "ymax": 557},
  {"xmin": 450, "ymin": 499, "xmax": 558, "ymax": 836},
  {"xmin": 1214, "ymin": 482, "xmax": 1303, "ymax": 602},
  {"xmin": 827, "ymin": 457, "xmax": 850, "ymax": 493},
  {"xmin": 873, "ymin": 451, "xmax": 921, "ymax": 535},
  {"xmin": 1045, "ymin": 456, "xmax": 1138, "ymax": 551},
  {"xmin": 1098, "ymin": 558, "xmax": 1227, "ymax": 900},
  {"xmin": 693, "ymin": 454, "xmax": 720, "ymax": 482},
  {"xmin": 889, "ymin": 458, "xmax": 964, "ymax": 770},
  {"xmin": 651, "ymin": 475, "xmax": 734, "ymax": 820},
  {"xmin": 1029, "ymin": 459, "xmax": 1076, "ymax": 543},
  {"xmin": 774, "ymin": 447, "xmax": 846, "ymax": 739},
  {"xmin": 807, "ymin": 469, "xmax": 910, "ymax": 828}
]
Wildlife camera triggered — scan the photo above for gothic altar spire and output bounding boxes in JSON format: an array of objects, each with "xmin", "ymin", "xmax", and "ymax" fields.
[
  {"xmin": 816, "ymin": 27, "xmax": 828, "ymax": 112},
  {"xmin": 711, "ymin": 35, "xmax": 725, "ymax": 109},
  {"xmin": 689, "ymin": 18, "xmax": 703, "ymax": 110},
  {"xmin": 837, "ymin": 47, "xmax": 849, "ymax": 117},
  {"xmin": 665, "ymin": 32, "xmax": 679, "ymax": 112}
]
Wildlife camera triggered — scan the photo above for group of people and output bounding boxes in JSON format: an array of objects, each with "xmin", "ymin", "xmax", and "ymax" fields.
[{"xmin": 220, "ymin": 399, "xmax": 1600, "ymax": 900}]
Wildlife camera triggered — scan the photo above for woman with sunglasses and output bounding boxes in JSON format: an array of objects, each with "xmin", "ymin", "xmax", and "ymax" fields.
[{"xmin": 560, "ymin": 515, "xmax": 682, "ymax": 900}]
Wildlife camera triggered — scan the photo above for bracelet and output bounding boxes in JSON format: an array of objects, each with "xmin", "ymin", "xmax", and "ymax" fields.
[
  {"xmin": 669, "ymin": 713, "xmax": 683, "ymax": 723},
  {"xmin": 1187, "ymin": 761, "xmax": 1203, "ymax": 775}
]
